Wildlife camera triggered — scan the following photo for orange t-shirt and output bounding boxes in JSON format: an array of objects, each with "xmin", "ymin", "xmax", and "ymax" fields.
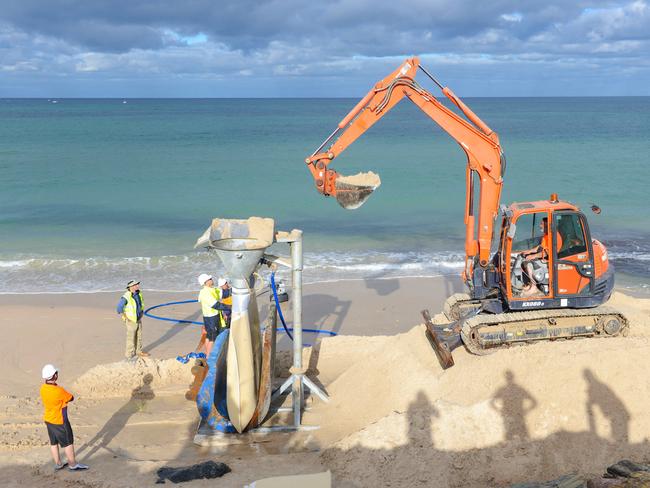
[
  {"xmin": 541, "ymin": 233, "xmax": 551, "ymax": 258},
  {"xmin": 40, "ymin": 383, "xmax": 73, "ymax": 425}
]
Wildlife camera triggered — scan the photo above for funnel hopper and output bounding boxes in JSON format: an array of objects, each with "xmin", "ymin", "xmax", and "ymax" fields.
[
  {"xmin": 213, "ymin": 238, "xmax": 268, "ymax": 285},
  {"xmin": 194, "ymin": 217, "xmax": 275, "ymax": 284},
  {"xmin": 335, "ymin": 171, "xmax": 381, "ymax": 210}
]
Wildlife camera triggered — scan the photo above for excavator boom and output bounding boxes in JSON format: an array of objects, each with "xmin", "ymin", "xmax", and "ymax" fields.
[{"xmin": 305, "ymin": 57, "xmax": 505, "ymax": 273}]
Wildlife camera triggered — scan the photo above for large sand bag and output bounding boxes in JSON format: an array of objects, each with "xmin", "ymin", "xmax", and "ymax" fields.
[
  {"xmin": 227, "ymin": 312, "xmax": 258, "ymax": 432},
  {"xmin": 247, "ymin": 313, "xmax": 276, "ymax": 429}
]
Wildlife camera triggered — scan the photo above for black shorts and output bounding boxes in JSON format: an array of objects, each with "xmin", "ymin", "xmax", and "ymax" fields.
[
  {"xmin": 45, "ymin": 421, "xmax": 74, "ymax": 448},
  {"xmin": 203, "ymin": 315, "xmax": 221, "ymax": 342}
]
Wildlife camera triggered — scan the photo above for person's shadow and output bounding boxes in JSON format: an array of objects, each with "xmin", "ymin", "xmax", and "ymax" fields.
[
  {"xmin": 77, "ymin": 373, "xmax": 156, "ymax": 460},
  {"xmin": 584, "ymin": 368, "xmax": 630, "ymax": 442},
  {"xmin": 490, "ymin": 370, "xmax": 538, "ymax": 441},
  {"xmin": 407, "ymin": 391, "xmax": 439, "ymax": 450}
]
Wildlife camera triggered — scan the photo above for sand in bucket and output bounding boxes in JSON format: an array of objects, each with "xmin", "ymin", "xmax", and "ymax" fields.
[{"xmin": 335, "ymin": 171, "xmax": 381, "ymax": 210}]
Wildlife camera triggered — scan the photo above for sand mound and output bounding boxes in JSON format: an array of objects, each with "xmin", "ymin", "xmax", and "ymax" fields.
[
  {"xmin": 315, "ymin": 292, "xmax": 650, "ymax": 487},
  {"xmin": 72, "ymin": 357, "xmax": 192, "ymax": 399}
]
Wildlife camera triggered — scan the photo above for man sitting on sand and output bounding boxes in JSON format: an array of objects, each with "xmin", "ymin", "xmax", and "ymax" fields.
[
  {"xmin": 116, "ymin": 280, "xmax": 150, "ymax": 360},
  {"xmin": 40, "ymin": 364, "xmax": 88, "ymax": 472},
  {"xmin": 197, "ymin": 274, "xmax": 231, "ymax": 357}
]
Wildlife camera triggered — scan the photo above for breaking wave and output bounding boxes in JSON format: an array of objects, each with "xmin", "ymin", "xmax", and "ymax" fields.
[
  {"xmin": 0, "ymin": 244, "xmax": 647, "ymax": 294},
  {"xmin": 0, "ymin": 250, "xmax": 465, "ymax": 294}
]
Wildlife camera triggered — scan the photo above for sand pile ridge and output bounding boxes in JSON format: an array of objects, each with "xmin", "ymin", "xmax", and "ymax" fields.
[
  {"xmin": 313, "ymin": 292, "xmax": 650, "ymax": 487},
  {"xmin": 72, "ymin": 357, "xmax": 192, "ymax": 399}
]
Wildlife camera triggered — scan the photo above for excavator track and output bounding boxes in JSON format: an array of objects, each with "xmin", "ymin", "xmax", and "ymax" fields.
[
  {"xmin": 443, "ymin": 293, "xmax": 481, "ymax": 321},
  {"xmin": 460, "ymin": 305, "xmax": 629, "ymax": 355}
]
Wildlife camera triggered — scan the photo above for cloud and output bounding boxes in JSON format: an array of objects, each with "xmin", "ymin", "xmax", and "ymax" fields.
[{"xmin": 0, "ymin": 1, "xmax": 649, "ymax": 96}]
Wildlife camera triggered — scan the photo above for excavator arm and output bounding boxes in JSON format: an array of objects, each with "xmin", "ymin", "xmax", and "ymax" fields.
[{"xmin": 305, "ymin": 57, "xmax": 506, "ymax": 272}]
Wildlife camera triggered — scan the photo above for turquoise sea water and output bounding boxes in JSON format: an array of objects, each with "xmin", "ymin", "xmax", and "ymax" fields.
[{"xmin": 1, "ymin": 97, "xmax": 648, "ymax": 293}]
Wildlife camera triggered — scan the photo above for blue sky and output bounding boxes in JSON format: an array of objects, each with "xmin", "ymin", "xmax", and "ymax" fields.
[{"xmin": 1, "ymin": 0, "xmax": 649, "ymax": 97}]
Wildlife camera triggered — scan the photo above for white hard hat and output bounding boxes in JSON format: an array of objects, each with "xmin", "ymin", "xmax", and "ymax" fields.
[
  {"xmin": 198, "ymin": 273, "xmax": 212, "ymax": 286},
  {"xmin": 42, "ymin": 364, "xmax": 57, "ymax": 380},
  {"xmin": 217, "ymin": 278, "xmax": 227, "ymax": 287}
]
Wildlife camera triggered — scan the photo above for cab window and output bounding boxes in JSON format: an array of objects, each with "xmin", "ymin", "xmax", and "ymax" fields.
[
  {"xmin": 511, "ymin": 212, "xmax": 546, "ymax": 252},
  {"xmin": 556, "ymin": 213, "xmax": 587, "ymax": 258}
]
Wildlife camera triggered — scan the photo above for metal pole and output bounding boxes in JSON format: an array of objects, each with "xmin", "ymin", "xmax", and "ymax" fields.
[
  {"xmin": 418, "ymin": 64, "xmax": 445, "ymax": 91},
  {"xmin": 310, "ymin": 127, "xmax": 340, "ymax": 157},
  {"xmin": 269, "ymin": 300, "xmax": 277, "ymax": 389},
  {"xmin": 290, "ymin": 230, "xmax": 304, "ymax": 427}
]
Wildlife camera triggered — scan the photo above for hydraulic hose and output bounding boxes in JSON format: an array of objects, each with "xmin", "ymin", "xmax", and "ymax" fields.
[{"xmin": 270, "ymin": 271, "xmax": 293, "ymax": 340}]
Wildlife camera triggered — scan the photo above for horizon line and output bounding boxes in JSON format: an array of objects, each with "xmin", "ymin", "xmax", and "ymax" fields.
[{"xmin": 2, "ymin": 95, "xmax": 650, "ymax": 100}]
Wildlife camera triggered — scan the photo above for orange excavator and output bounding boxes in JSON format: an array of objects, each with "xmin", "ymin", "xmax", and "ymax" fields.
[{"xmin": 304, "ymin": 57, "xmax": 628, "ymax": 368}]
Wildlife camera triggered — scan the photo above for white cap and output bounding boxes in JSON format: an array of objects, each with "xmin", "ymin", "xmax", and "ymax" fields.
[
  {"xmin": 198, "ymin": 273, "xmax": 212, "ymax": 286},
  {"xmin": 217, "ymin": 278, "xmax": 227, "ymax": 287},
  {"xmin": 42, "ymin": 364, "xmax": 57, "ymax": 380}
]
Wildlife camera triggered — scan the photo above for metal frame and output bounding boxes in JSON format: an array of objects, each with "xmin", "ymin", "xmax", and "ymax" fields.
[
  {"xmin": 195, "ymin": 226, "xmax": 329, "ymax": 442},
  {"xmin": 269, "ymin": 229, "xmax": 329, "ymax": 429}
]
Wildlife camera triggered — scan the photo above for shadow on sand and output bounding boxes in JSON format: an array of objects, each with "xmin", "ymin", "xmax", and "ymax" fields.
[
  {"xmin": 320, "ymin": 367, "xmax": 640, "ymax": 487},
  {"xmin": 6, "ymin": 357, "xmax": 645, "ymax": 487},
  {"xmin": 77, "ymin": 373, "xmax": 156, "ymax": 461}
]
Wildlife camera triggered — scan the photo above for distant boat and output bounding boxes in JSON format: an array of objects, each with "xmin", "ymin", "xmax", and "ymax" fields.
[
  {"xmin": 51, "ymin": 100, "xmax": 58, "ymax": 104},
  {"xmin": 122, "ymin": 100, "xmax": 127, "ymax": 104}
]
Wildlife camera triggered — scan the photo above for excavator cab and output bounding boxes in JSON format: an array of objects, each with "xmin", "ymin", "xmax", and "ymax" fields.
[{"xmin": 498, "ymin": 195, "xmax": 613, "ymax": 312}]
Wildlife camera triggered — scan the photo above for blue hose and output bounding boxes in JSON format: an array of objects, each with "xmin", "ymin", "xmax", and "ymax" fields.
[
  {"xmin": 176, "ymin": 351, "xmax": 206, "ymax": 364},
  {"xmin": 143, "ymin": 291, "xmax": 337, "ymax": 345},
  {"xmin": 145, "ymin": 299, "xmax": 203, "ymax": 325}
]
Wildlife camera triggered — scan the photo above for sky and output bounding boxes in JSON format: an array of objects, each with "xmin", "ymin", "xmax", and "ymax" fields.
[{"xmin": 1, "ymin": 1, "xmax": 649, "ymax": 97}]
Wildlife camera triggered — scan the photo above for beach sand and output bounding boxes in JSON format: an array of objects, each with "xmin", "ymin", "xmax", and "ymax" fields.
[{"xmin": 1, "ymin": 276, "xmax": 650, "ymax": 487}]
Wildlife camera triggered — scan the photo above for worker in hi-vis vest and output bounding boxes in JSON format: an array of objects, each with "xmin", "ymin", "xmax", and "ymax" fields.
[
  {"xmin": 197, "ymin": 274, "xmax": 232, "ymax": 357},
  {"xmin": 116, "ymin": 280, "xmax": 149, "ymax": 360},
  {"xmin": 216, "ymin": 277, "xmax": 232, "ymax": 326}
]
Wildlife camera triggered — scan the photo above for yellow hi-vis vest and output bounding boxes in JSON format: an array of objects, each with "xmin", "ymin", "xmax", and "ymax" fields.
[
  {"xmin": 122, "ymin": 291, "xmax": 144, "ymax": 322},
  {"xmin": 198, "ymin": 286, "xmax": 228, "ymax": 327}
]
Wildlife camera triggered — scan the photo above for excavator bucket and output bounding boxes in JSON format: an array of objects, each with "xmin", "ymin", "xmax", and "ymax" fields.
[{"xmin": 334, "ymin": 171, "xmax": 381, "ymax": 210}]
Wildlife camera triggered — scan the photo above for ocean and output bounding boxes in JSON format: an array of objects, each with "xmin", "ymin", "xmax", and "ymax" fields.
[{"xmin": 1, "ymin": 97, "xmax": 648, "ymax": 294}]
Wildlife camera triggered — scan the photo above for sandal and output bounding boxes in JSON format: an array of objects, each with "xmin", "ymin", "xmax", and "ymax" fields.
[
  {"xmin": 54, "ymin": 462, "xmax": 68, "ymax": 471},
  {"xmin": 68, "ymin": 463, "xmax": 89, "ymax": 471}
]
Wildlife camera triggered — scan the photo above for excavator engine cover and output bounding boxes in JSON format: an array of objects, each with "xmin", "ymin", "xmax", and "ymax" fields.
[{"xmin": 334, "ymin": 171, "xmax": 381, "ymax": 210}]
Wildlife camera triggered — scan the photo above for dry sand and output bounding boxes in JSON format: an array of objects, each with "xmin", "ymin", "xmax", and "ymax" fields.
[
  {"xmin": 336, "ymin": 171, "xmax": 381, "ymax": 188},
  {"xmin": 1, "ymin": 278, "xmax": 649, "ymax": 487}
]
